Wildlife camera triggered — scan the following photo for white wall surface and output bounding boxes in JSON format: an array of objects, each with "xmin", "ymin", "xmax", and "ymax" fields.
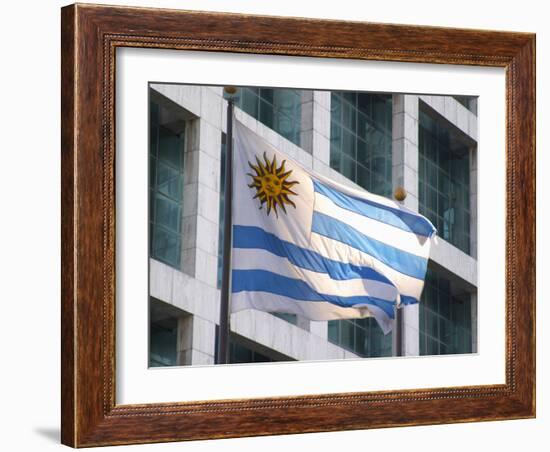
[{"xmin": 0, "ymin": 0, "xmax": 546, "ymax": 451}]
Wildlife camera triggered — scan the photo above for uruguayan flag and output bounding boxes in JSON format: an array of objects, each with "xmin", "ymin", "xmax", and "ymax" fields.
[{"xmin": 231, "ymin": 121, "xmax": 436, "ymax": 334}]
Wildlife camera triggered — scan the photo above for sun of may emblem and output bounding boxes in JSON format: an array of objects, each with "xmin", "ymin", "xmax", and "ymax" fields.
[{"xmin": 247, "ymin": 152, "xmax": 299, "ymax": 217}]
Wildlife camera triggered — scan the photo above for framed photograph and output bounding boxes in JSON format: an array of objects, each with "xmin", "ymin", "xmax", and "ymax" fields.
[{"xmin": 61, "ymin": 3, "xmax": 536, "ymax": 447}]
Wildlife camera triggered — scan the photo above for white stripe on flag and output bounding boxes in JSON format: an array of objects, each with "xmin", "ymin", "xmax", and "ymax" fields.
[
  {"xmin": 231, "ymin": 291, "xmax": 394, "ymax": 334},
  {"xmin": 232, "ymin": 247, "xmax": 398, "ymax": 301},
  {"xmin": 309, "ymin": 233, "xmax": 425, "ymax": 302},
  {"xmin": 311, "ymin": 167, "xmax": 429, "ymax": 222},
  {"xmin": 314, "ymin": 192, "xmax": 431, "ymax": 258}
]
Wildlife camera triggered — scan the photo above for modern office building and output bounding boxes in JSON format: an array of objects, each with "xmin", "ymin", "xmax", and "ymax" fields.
[{"xmin": 148, "ymin": 84, "xmax": 478, "ymax": 366}]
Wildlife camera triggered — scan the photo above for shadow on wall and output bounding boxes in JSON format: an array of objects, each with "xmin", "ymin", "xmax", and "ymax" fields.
[{"xmin": 34, "ymin": 427, "xmax": 59, "ymax": 443}]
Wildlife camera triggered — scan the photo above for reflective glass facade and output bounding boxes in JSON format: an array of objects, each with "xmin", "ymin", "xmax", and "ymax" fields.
[
  {"xmin": 272, "ymin": 313, "xmax": 298, "ymax": 325},
  {"xmin": 149, "ymin": 100, "xmax": 186, "ymax": 268},
  {"xmin": 419, "ymin": 110, "xmax": 471, "ymax": 255},
  {"xmin": 328, "ymin": 317, "xmax": 393, "ymax": 358},
  {"xmin": 149, "ymin": 298, "xmax": 178, "ymax": 367},
  {"xmin": 419, "ymin": 269, "xmax": 473, "ymax": 355},
  {"xmin": 217, "ymin": 133, "xmax": 227, "ymax": 289},
  {"xmin": 229, "ymin": 341, "xmax": 275, "ymax": 363},
  {"xmin": 330, "ymin": 92, "xmax": 393, "ymax": 197},
  {"xmin": 214, "ymin": 332, "xmax": 292, "ymax": 363},
  {"xmin": 229, "ymin": 87, "xmax": 302, "ymax": 146}
]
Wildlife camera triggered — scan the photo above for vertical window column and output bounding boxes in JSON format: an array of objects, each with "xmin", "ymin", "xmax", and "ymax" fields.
[
  {"xmin": 469, "ymin": 146, "xmax": 478, "ymax": 353},
  {"xmin": 328, "ymin": 91, "xmax": 394, "ymax": 356},
  {"xmin": 329, "ymin": 92, "xmax": 393, "ymax": 197},
  {"xmin": 391, "ymin": 94, "xmax": 421, "ymax": 356},
  {"xmin": 149, "ymin": 299, "xmax": 178, "ymax": 367},
  {"xmin": 470, "ymin": 293, "xmax": 478, "ymax": 353},
  {"xmin": 418, "ymin": 108, "xmax": 471, "ymax": 255},
  {"xmin": 469, "ymin": 146, "xmax": 478, "ymax": 258},
  {"xmin": 419, "ymin": 269, "xmax": 473, "ymax": 355},
  {"xmin": 149, "ymin": 100, "xmax": 186, "ymax": 269}
]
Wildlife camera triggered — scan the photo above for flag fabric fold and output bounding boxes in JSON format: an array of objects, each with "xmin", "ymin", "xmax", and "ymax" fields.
[{"xmin": 230, "ymin": 121, "xmax": 436, "ymax": 334}]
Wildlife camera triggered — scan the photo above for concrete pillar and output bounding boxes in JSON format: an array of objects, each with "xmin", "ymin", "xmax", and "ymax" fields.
[
  {"xmin": 402, "ymin": 304, "xmax": 420, "ymax": 356},
  {"xmin": 392, "ymin": 94, "xmax": 419, "ymax": 211},
  {"xmin": 392, "ymin": 94, "xmax": 420, "ymax": 356},
  {"xmin": 176, "ymin": 314, "xmax": 216, "ymax": 366},
  {"xmin": 180, "ymin": 87, "xmax": 223, "ymax": 288},
  {"xmin": 295, "ymin": 316, "xmax": 310, "ymax": 332},
  {"xmin": 176, "ymin": 315, "xmax": 194, "ymax": 365},
  {"xmin": 310, "ymin": 321, "xmax": 328, "ymax": 340},
  {"xmin": 298, "ymin": 90, "xmax": 331, "ymax": 337},
  {"xmin": 300, "ymin": 91, "xmax": 331, "ymax": 163},
  {"xmin": 312, "ymin": 91, "xmax": 331, "ymax": 164},
  {"xmin": 284, "ymin": 93, "xmax": 315, "ymax": 333},
  {"xmin": 299, "ymin": 90, "xmax": 314, "ymax": 153}
]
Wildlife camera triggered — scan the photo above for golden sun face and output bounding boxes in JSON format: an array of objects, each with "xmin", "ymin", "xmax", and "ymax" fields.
[{"xmin": 247, "ymin": 153, "xmax": 299, "ymax": 217}]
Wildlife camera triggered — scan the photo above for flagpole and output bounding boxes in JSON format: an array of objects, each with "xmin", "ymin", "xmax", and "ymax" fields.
[
  {"xmin": 393, "ymin": 186, "xmax": 407, "ymax": 357},
  {"xmin": 217, "ymin": 87, "xmax": 236, "ymax": 365},
  {"xmin": 394, "ymin": 305, "xmax": 403, "ymax": 357}
]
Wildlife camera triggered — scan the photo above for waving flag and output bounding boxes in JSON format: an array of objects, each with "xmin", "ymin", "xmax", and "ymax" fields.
[{"xmin": 230, "ymin": 121, "xmax": 436, "ymax": 334}]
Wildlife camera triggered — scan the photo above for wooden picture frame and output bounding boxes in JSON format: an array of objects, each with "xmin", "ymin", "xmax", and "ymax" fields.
[{"xmin": 61, "ymin": 3, "xmax": 535, "ymax": 447}]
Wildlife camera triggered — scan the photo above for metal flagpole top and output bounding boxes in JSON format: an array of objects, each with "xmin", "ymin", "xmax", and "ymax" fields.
[
  {"xmin": 224, "ymin": 86, "xmax": 238, "ymax": 96},
  {"xmin": 394, "ymin": 186, "xmax": 407, "ymax": 202}
]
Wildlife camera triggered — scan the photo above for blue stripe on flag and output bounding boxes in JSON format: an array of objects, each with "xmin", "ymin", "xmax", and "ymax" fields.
[
  {"xmin": 233, "ymin": 225, "xmax": 394, "ymax": 285},
  {"xmin": 312, "ymin": 212, "xmax": 428, "ymax": 280},
  {"xmin": 400, "ymin": 295, "xmax": 419, "ymax": 305},
  {"xmin": 232, "ymin": 269, "xmax": 395, "ymax": 318},
  {"xmin": 313, "ymin": 180, "xmax": 436, "ymax": 238}
]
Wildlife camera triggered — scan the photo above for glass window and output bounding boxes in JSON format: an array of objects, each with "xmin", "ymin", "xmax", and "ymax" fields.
[
  {"xmin": 217, "ymin": 133, "xmax": 227, "ymax": 289},
  {"xmin": 226, "ymin": 87, "xmax": 302, "ymax": 146},
  {"xmin": 215, "ymin": 332, "xmax": 294, "ymax": 364},
  {"xmin": 149, "ymin": 100, "xmax": 186, "ymax": 269},
  {"xmin": 419, "ymin": 269, "xmax": 473, "ymax": 355},
  {"xmin": 229, "ymin": 341, "xmax": 274, "ymax": 363},
  {"xmin": 149, "ymin": 320, "xmax": 177, "ymax": 367},
  {"xmin": 330, "ymin": 92, "xmax": 393, "ymax": 197},
  {"xmin": 272, "ymin": 313, "xmax": 298, "ymax": 325},
  {"xmin": 418, "ymin": 108, "xmax": 472, "ymax": 255},
  {"xmin": 149, "ymin": 298, "xmax": 178, "ymax": 367},
  {"xmin": 328, "ymin": 317, "xmax": 392, "ymax": 358}
]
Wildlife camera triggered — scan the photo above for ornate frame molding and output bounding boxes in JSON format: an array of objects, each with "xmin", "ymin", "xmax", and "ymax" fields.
[{"xmin": 61, "ymin": 4, "xmax": 535, "ymax": 447}]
